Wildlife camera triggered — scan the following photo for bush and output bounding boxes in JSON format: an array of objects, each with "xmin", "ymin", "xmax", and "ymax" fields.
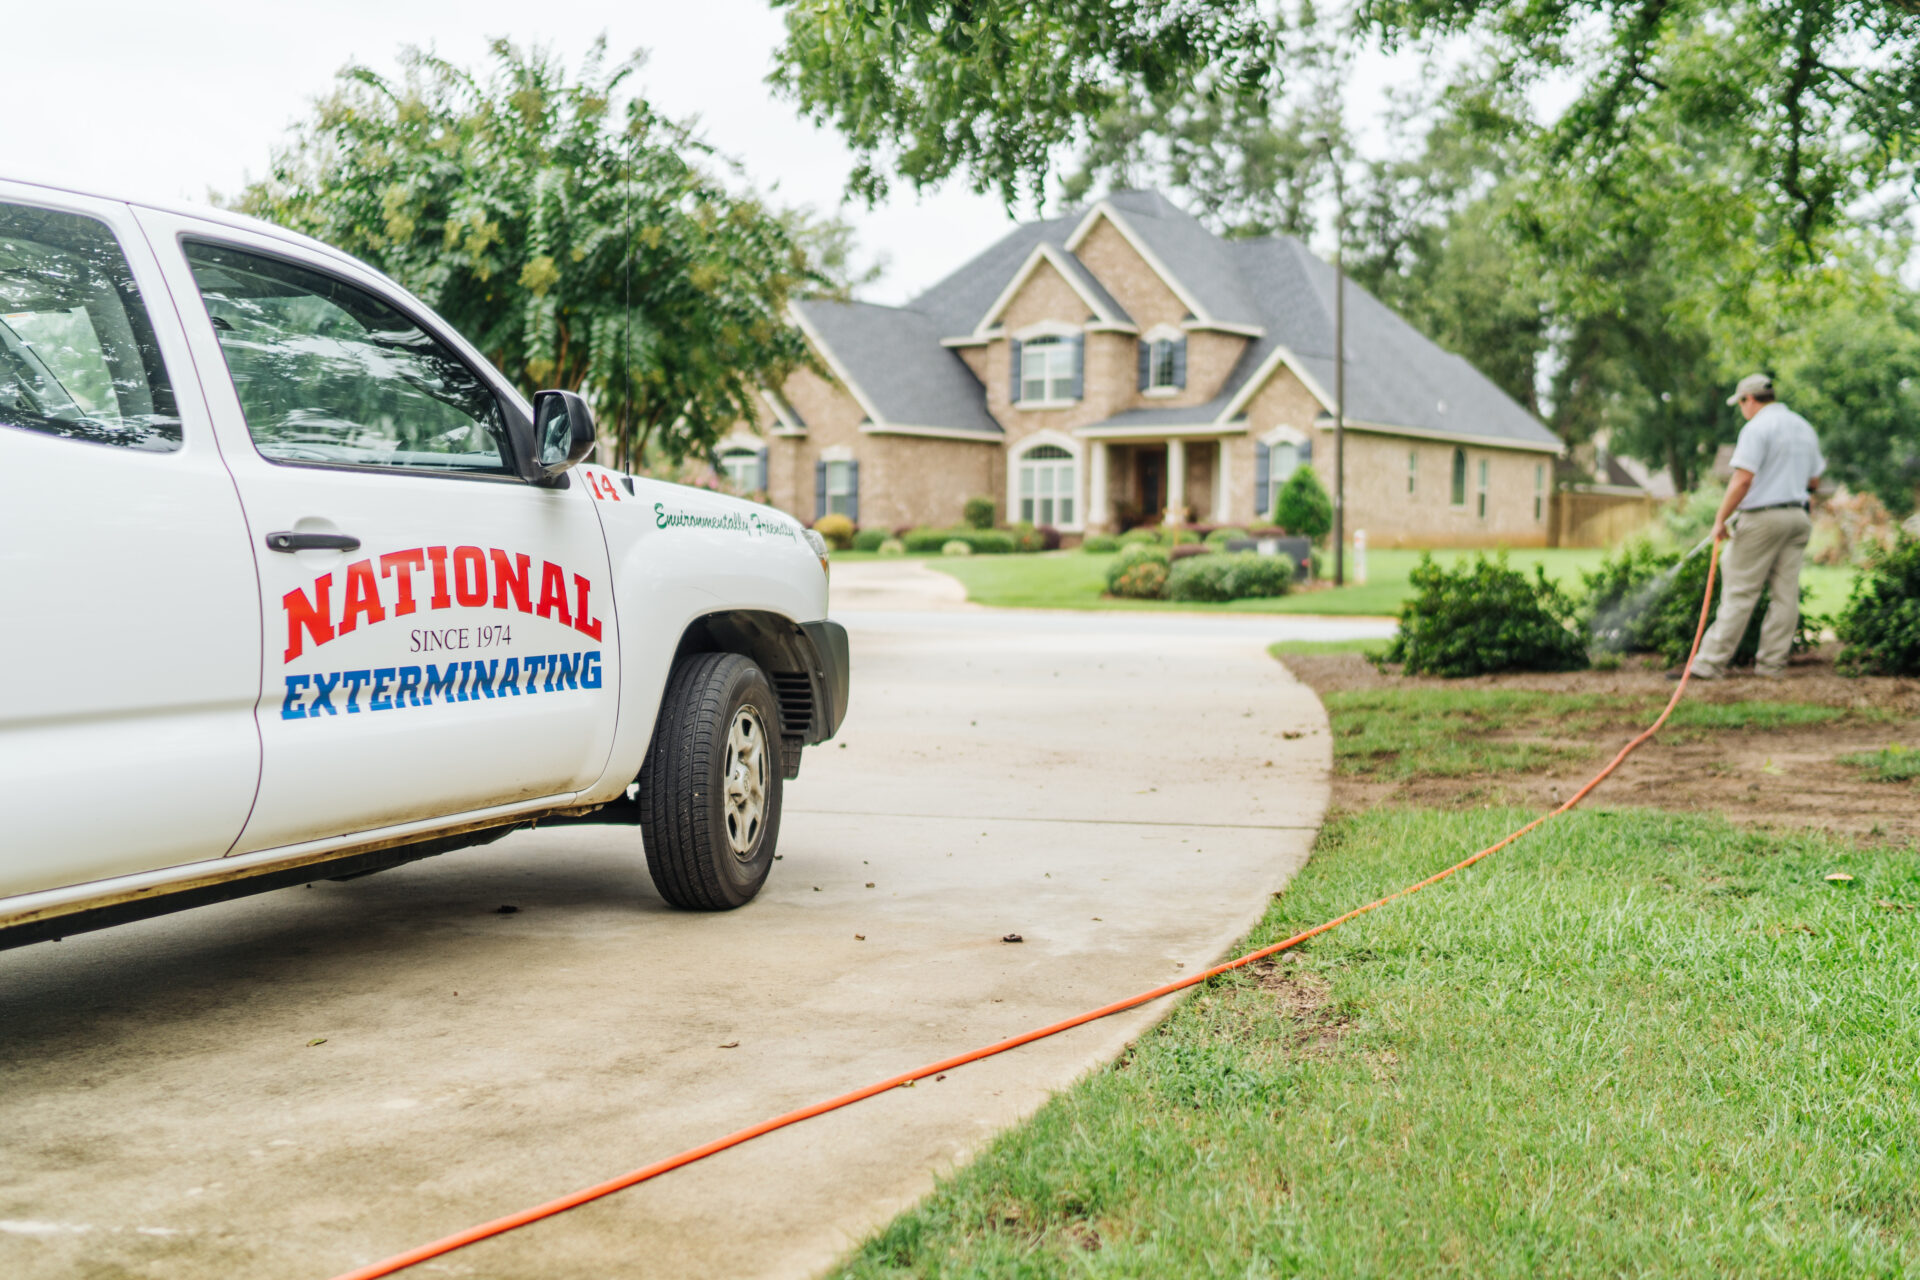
[
  {"xmin": 1117, "ymin": 528, "xmax": 1160, "ymax": 546},
  {"xmin": 1165, "ymin": 552, "xmax": 1295, "ymax": 602},
  {"xmin": 1836, "ymin": 533, "xmax": 1920, "ymax": 675},
  {"xmin": 1006, "ymin": 521, "xmax": 1047, "ymax": 553},
  {"xmin": 1579, "ymin": 538, "xmax": 1819, "ymax": 667},
  {"xmin": 903, "ymin": 527, "xmax": 1016, "ymax": 554},
  {"xmin": 851, "ymin": 528, "xmax": 886, "ymax": 552},
  {"xmin": 877, "ymin": 538, "xmax": 905, "ymax": 556},
  {"xmin": 812, "ymin": 512, "xmax": 855, "ymax": 550},
  {"xmin": 1082, "ymin": 534, "xmax": 1121, "ymax": 553},
  {"xmin": 962, "ymin": 496, "xmax": 996, "ymax": 529},
  {"xmin": 1380, "ymin": 554, "xmax": 1589, "ymax": 677},
  {"xmin": 1274, "ymin": 465, "xmax": 1333, "ymax": 541},
  {"xmin": 941, "ymin": 539, "xmax": 973, "ymax": 556},
  {"xmin": 1035, "ymin": 524, "xmax": 1063, "ymax": 551},
  {"xmin": 1106, "ymin": 543, "xmax": 1171, "ymax": 598},
  {"xmin": 1170, "ymin": 543, "xmax": 1212, "ymax": 561},
  {"xmin": 1204, "ymin": 526, "xmax": 1248, "ymax": 547}
]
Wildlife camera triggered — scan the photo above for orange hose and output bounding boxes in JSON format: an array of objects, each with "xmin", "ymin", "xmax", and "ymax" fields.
[{"xmin": 329, "ymin": 544, "xmax": 1721, "ymax": 1280}]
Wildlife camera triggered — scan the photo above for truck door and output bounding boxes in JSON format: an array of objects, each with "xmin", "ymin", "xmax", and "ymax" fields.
[
  {"xmin": 0, "ymin": 186, "xmax": 261, "ymax": 897},
  {"xmin": 134, "ymin": 211, "xmax": 619, "ymax": 854}
]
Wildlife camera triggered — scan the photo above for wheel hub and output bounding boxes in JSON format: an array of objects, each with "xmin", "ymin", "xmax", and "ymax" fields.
[{"xmin": 722, "ymin": 705, "xmax": 769, "ymax": 858}]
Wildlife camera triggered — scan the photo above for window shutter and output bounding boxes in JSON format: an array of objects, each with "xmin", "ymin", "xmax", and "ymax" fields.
[
  {"xmin": 1298, "ymin": 437, "xmax": 1312, "ymax": 464},
  {"xmin": 814, "ymin": 459, "xmax": 827, "ymax": 520},
  {"xmin": 1172, "ymin": 338, "xmax": 1187, "ymax": 388},
  {"xmin": 1137, "ymin": 340, "xmax": 1150, "ymax": 391},
  {"xmin": 756, "ymin": 447, "xmax": 769, "ymax": 493},
  {"xmin": 1254, "ymin": 443, "xmax": 1271, "ymax": 514},
  {"xmin": 1009, "ymin": 338, "xmax": 1023, "ymax": 403},
  {"xmin": 847, "ymin": 459, "xmax": 860, "ymax": 524},
  {"xmin": 1069, "ymin": 333, "xmax": 1084, "ymax": 400}
]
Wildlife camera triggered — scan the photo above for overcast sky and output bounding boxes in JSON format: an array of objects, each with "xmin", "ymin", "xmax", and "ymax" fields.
[{"xmin": 7, "ymin": 1, "xmax": 1416, "ymax": 304}]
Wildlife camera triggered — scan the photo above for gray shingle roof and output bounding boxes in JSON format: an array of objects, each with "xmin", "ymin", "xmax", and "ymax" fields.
[
  {"xmin": 1099, "ymin": 190, "xmax": 1263, "ymax": 329},
  {"xmin": 792, "ymin": 299, "xmax": 1001, "ymax": 437},
  {"xmin": 911, "ymin": 213, "xmax": 1131, "ymax": 335}
]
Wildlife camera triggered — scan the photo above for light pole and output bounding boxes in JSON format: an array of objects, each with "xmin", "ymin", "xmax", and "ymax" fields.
[{"xmin": 1312, "ymin": 135, "xmax": 1347, "ymax": 587}]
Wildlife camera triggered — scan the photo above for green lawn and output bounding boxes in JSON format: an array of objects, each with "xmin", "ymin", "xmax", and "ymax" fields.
[
  {"xmin": 919, "ymin": 548, "xmax": 1862, "ymax": 617},
  {"xmin": 833, "ymin": 806, "xmax": 1920, "ymax": 1278}
]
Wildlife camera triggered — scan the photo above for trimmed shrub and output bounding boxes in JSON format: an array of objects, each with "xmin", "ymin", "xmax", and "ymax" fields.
[
  {"xmin": 1274, "ymin": 465, "xmax": 1333, "ymax": 541},
  {"xmin": 1006, "ymin": 521, "xmax": 1047, "ymax": 553},
  {"xmin": 1082, "ymin": 534, "xmax": 1121, "ymax": 553},
  {"xmin": 812, "ymin": 512, "xmax": 855, "ymax": 550},
  {"xmin": 851, "ymin": 528, "xmax": 886, "ymax": 552},
  {"xmin": 1106, "ymin": 543, "xmax": 1171, "ymax": 598},
  {"xmin": 1165, "ymin": 552, "xmax": 1294, "ymax": 602},
  {"xmin": 1836, "ymin": 533, "xmax": 1920, "ymax": 675},
  {"xmin": 962, "ymin": 496, "xmax": 997, "ymax": 529},
  {"xmin": 941, "ymin": 539, "xmax": 974, "ymax": 556},
  {"xmin": 1204, "ymin": 526, "xmax": 1248, "ymax": 547},
  {"xmin": 902, "ymin": 527, "xmax": 1016, "ymax": 554},
  {"xmin": 877, "ymin": 538, "xmax": 906, "ymax": 556},
  {"xmin": 1117, "ymin": 528, "xmax": 1160, "ymax": 546},
  {"xmin": 1170, "ymin": 544, "xmax": 1213, "ymax": 561},
  {"xmin": 1579, "ymin": 538, "xmax": 1819, "ymax": 667},
  {"xmin": 1380, "ymin": 553, "xmax": 1588, "ymax": 677}
]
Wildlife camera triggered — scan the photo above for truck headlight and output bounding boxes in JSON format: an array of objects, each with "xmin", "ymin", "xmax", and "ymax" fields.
[{"xmin": 803, "ymin": 528, "xmax": 830, "ymax": 577}]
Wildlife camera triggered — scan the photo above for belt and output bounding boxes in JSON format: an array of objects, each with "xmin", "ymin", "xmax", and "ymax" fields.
[{"xmin": 1739, "ymin": 501, "xmax": 1809, "ymax": 512}]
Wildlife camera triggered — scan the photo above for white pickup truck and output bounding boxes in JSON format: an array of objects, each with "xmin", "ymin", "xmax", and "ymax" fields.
[{"xmin": 0, "ymin": 177, "xmax": 849, "ymax": 949}]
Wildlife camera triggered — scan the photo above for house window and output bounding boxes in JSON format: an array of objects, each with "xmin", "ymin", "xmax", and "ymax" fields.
[
  {"xmin": 718, "ymin": 446, "xmax": 760, "ymax": 492},
  {"xmin": 1018, "ymin": 444, "xmax": 1076, "ymax": 526},
  {"xmin": 1450, "ymin": 447, "xmax": 1467, "ymax": 507},
  {"xmin": 1476, "ymin": 458, "xmax": 1489, "ymax": 519},
  {"xmin": 1407, "ymin": 449, "xmax": 1417, "ymax": 496},
  {"xmin": 1534, "ymin": 462, "xmax": 1545, "ymax": 522},
  {"xmin": 1267, "ymin": 441, "xmax": 1300, "ymax": 515},
  {"xmin": 825, "ymin": 459, "xmax": 855, "ymax": 517},
  {"xmin": 1152, "ymin": 339, "xmax": 1177, "ymax": 388},
  {"xmin": 1021, "ymin": 337, "xmax": 1078, "ymax": 402}
]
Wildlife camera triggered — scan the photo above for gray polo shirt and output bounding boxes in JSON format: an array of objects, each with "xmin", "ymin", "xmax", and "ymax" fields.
[{"xmin": 1728, "ymin": 403, "xmax": 1824, "ymax": 509}]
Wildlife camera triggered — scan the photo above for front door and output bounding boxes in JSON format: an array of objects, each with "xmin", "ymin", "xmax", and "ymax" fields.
[
  {"xmin": 1138, "ymin": 449, "xmax": 1165, "ymax": 523},
  {"xmin": 0, "ymin": 187, "xmax": 263, "ymax": 897},
  {"xmin": 137, "ymin": 211, "xmax": 620, "ymax": 853}
]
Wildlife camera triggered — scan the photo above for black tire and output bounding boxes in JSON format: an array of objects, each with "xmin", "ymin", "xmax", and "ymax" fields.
[{"xmin": 638, "ymin": 652, "xmax": 784, "ymax": 910}]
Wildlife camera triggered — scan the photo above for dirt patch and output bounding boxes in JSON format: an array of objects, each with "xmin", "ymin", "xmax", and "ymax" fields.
[
  {"xmin": 1252, "ymin": 960, "xmax": 1351, "ymax": 1057},
  {"xmin": 1284, "ymin": 647, "xmax": 1920, "ymax": 844}
]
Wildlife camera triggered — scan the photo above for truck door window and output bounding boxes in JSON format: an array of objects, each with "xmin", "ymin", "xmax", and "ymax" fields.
[
  {"xmin": 0, "ymin": 201, "xmax": 181, "ymax": 450},
  {"xmin": 183, "ymin": 241, "xmax": 513, "ymax": 476}
]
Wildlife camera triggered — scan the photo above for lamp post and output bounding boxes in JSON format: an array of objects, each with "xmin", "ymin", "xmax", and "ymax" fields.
[{"xmin": 1310, "ymin": 135, "xmax": 1347, "ymax": 586}]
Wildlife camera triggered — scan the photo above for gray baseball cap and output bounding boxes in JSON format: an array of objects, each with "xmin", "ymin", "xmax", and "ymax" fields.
[{"xmin": 1727, "ymin": 373, "xmax": 1774, "ymax": 405}]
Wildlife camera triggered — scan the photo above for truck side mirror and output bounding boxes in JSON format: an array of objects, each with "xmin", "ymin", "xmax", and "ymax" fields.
[{"xmin": 531, "ymin": 390, "xmax": 597, "ymax": 480}]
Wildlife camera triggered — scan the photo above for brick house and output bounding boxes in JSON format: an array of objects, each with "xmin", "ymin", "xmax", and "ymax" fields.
[{"xmin": 725, "ymin": 190, "xmax": 1563, "ymax": 545}]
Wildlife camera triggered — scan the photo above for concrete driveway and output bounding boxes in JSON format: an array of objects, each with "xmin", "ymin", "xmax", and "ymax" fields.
[{"xmin": 0, "ymin": 562, "xmax": 1377, "ymax": 1278}]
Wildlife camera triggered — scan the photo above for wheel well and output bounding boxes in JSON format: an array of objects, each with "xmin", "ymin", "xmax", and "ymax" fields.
[{"xmin": 672, "ymin": 611, "xmax": 822, "ymax": 773}]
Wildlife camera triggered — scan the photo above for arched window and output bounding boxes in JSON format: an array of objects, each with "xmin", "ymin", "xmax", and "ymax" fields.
[
  {"xmin": 1019, "ymin": 336, "xmax": 1080, "ymax": 402},
  {"xmin": 1018, "ymin": 443, "xmax": 1076, "ymax": 526},
  {"xmin": 717, "ymin": 444, "xmax": 762, "ymax": 492},
  {"xmin": 1266, "ymin": 441, "xmax": 1300, "ymax": 514},
  {"xmin": 1450, "ymin": 447, "xmax": 1468, "ymax": 507}
]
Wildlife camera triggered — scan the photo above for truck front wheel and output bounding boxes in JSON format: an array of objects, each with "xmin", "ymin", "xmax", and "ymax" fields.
[{"xmin": 638, "ymin": 652, "xmax": 784, "ymax": 910}]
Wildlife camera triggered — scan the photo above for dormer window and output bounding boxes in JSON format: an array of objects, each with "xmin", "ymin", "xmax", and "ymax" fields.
[
  {"xmin": 1010, "ymin": 333, "xmax": 1082, "ymax": 406},
  {"xmin": 1137, "ymin": 330, "xmax": 1187, "ymax": 394}
]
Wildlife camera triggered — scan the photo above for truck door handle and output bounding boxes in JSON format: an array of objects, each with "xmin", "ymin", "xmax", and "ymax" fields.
[{"xmin": 265, "ymin": 531, "xmax": 362, "ymax": 553}]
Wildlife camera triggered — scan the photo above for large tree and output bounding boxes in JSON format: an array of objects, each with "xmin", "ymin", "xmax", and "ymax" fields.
[{"xmin": 239, "ymin": 39, "xmax": 822, "ymax": 469}]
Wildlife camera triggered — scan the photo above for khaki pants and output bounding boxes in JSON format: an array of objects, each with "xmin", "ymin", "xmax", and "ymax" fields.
[{"xmin": 1691, "ymin": 506, "xmax": 1811, "ymax": 677}]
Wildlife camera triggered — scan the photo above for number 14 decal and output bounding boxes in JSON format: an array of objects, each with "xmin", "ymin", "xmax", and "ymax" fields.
[{"xmin": 587, "ymin": 471, "xmax": 623, "ymax": 501}]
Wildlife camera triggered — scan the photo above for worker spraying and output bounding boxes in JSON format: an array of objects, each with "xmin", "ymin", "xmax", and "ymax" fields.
[{"xmin": 1673, "ymin": 374, "xmax": 1825, "ymax": 681}]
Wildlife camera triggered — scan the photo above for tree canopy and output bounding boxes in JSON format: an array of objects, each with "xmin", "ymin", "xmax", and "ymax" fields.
[{"xmin": 239, "ymin": 39, "xmax": 824, "ymax": 469}]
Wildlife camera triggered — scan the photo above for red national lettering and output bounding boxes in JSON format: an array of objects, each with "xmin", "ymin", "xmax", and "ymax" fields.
[
  {"xmin": 337, "ymin": 559, "xmax": 387, "ymax": 636},
  {"xmin": 283, "ymin": 575, "xmax": 334, "ymax": 662},
  {"xmin": 572, "ymin": 574, "xmax": 603, "ymax": 641},
  {"xmin": 379, "ymin": 548, "xmax": 426, "ymax": 616},
  {"xmin": 452, "ymin": 545, "xmax": 488, "ymax": 607},
  {"xmin": 536, "ymin": 560, "xmax": 573, "ymax": 627},
  {"xmin": 426, "ymin": 546, "xmax": 452, "ymax": 610},
  {"xmin": 490, "ymin": 549, "xmax": 532, "ymax": 613}
]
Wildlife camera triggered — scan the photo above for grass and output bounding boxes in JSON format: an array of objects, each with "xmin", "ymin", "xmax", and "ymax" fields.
[
  {"xmin": 1266, "ymin": 639, "xmax": 1391, "ymax": 659},
  {"xmin": 922, "ymin": 548, "xmax": 1863, "ymax": 618},
  {"xmin": 832, "ymin": 678, "xmax": 1919, "ymax": 1277},
  {"xmin": 1839, "ymin": 745, "xmax": 1920, "ymax": 784}
]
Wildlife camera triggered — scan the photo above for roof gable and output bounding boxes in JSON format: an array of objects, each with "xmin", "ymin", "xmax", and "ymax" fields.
[
  {"xmin": 972, "ymin": 242, "xmax": 1134, "ymax": 335},
  {"xmin": 1065, "ymin": 191, "xmax": 1265, "ymax": 334}
]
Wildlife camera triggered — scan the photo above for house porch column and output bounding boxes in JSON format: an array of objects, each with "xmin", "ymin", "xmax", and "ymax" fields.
[
  {"xmin": 1213, "ymin": 439, "xmax": 1230, "ymax": 524},
  {"xmin": 1087, "ymin": 441, "xmax": 1109, "ymax": 531},
  {"xmin": 1165, "ymin": 437, "xmax": 1187, "ymax": 525}
]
